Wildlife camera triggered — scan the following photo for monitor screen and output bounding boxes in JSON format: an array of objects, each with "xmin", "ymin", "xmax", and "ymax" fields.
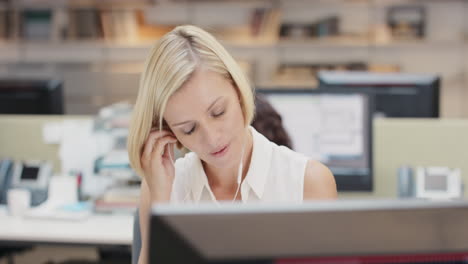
[
  {"xmin": 257, "ymin": 89, "xmax": 372, "ymax": 191},
  {"xmin": 0, "ymin": 79, "xmax": 64, "ymax": 115},
  {"xmin": 20, "ymin": 166, "xmax": 40, "ymax": 180},
  {"xmin": 318, "ymin": 71, "xmax": 440, "ymax": 118},
  {"xmin": 425, "ymin": 174, "xmax": 447, "ymax": 191}
]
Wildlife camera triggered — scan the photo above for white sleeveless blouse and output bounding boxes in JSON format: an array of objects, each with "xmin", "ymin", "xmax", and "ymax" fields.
[{"xmin": 170, "ymin": 126, "xmax": 309, "ymax": 204}]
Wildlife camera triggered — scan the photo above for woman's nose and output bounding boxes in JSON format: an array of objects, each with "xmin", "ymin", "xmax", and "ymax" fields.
[{"xmin": 202, "ymin": 125, "xmax": 221, "ymax": 149}]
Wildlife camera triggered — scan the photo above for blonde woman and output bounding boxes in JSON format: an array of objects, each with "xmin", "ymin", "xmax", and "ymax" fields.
[{"xmin": 127, "ymin": 25, "xmax": 337, "ymax": 264}]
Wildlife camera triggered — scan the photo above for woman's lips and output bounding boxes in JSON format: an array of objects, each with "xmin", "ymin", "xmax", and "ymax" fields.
[{"xmin": 211, "ymin": 144, "xmax": 229, "ymax": 157}]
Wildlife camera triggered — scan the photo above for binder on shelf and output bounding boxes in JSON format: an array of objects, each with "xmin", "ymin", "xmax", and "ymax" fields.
[
  {"xmin": 50, "ymin": 8, "xmax": 68, "ymax": 42},
  {"xmin": 20, "ymin": 8, "xmax": 53, "ymax": 41},
  {"xmin": 260, "ymin": 8, "xmax": 281, "ymax": 42},
  {"xmin": 99, "ymin": 10, "xmax": 112, "ymax": 40},
  {"xmin": 100, "ymin": 9, "xmax": 139, "ymax": 42},
  {"xmin": 68, "ymin": 8, "xmax": 103, "ymax": 40},
  {"xmin": 0, "ymin": 9, "xmax": 9, "ymax": 40},
  {"xmin": 117, "ymin": 10, "xmax": 139, "ymax": 42},
  {"xmin": 250, "ymin": 8, "xmax": 268, "ymax": 37}
]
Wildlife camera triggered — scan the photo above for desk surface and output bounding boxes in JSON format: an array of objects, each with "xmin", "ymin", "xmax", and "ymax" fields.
[{"xmin": 0, "ymin": 206, "xmax": 133, "ymax": 246}]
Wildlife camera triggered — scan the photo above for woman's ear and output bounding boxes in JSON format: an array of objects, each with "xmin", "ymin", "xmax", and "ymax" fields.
[{"xmin": 163, "ymin": 119, "xmax": 184, "ymax": 149}]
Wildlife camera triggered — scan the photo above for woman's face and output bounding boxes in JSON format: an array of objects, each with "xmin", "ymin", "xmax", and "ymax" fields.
[{"xmin": 164, "ymin": 68, "xmax": 247, "ymax": 169}]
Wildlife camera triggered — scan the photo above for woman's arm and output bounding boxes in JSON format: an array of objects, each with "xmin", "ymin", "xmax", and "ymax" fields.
[
  {"xmin": 138, "ymin": 179, "xmax": 151, "ymax": 264},
  {"xmin": 303, "ymin": 160, "xmax": 338, "ymax": 200}
]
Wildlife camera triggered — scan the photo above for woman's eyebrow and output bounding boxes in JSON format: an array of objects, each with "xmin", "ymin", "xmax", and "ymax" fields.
[
  {"xmin": 171, "ymin": 96, "xmax": 224, "ymax": 127},
  {"xmin": 172, "ymin": 120, "xmax": 192, "ymax": 127},
  {"xmin": 206, "ymin": 96, "xmax": 223, "ymax": 113}
]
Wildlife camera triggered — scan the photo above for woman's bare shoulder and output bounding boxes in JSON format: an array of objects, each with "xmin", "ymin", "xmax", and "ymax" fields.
[{"xmin": 303, "ymin": 160, "xmax": 337, "ymax": 200}]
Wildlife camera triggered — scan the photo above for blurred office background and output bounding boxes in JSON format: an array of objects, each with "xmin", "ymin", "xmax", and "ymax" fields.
[{"xmin": 1, "ymin": 0, "xmax": 468, "ymax": 263}]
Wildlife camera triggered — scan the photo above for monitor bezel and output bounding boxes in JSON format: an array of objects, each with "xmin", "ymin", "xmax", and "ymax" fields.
[
  {"xmin": 317, "ymin": 71, "xmax": 440, "ymax": 118},
  {"xmin": 150, "ymin": 200, "xmax": 468, "ymax": 264}
]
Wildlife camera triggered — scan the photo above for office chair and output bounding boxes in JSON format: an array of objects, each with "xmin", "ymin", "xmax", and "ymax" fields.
[{"xmin": 132, "ymin": 208, "xmax": 142, "ymax": 264}]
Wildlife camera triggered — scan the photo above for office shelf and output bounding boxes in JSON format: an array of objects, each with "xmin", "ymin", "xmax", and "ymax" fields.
[{"xmin": 0, "ymin": 0, "xmax": 468, "ymax": 117}]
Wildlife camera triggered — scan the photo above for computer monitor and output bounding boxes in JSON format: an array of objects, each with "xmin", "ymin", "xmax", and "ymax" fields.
[
  {"xmin": 150, "ymin": 200, "xmax": 468, "ymax": 264},
  {"xmin": 257, "ymin": 89, "xmax": 373, "ymax": 191},
  {"xmin": 318, "ymin": 71, "xmax": 440, "ymax": 118},
  {"xmin": 0, "ymin": 79, "xmax": 64, "ymax": 114}
]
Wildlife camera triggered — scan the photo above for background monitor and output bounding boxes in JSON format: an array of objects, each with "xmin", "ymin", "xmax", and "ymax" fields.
[
  {"xmin": 0, "ymin": 79, "xmax": 64, "ymax": 114},
  {"xmin": 257, "ymin": 89, "xmax": 373, "ymax": 192},
  {"xmin": 318, "ymin": 71, "xmax": 440, "ymax": 118}
]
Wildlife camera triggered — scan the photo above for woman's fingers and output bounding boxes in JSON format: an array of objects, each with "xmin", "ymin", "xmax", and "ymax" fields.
[
  {"xmin": 151, "ymin": 135, "xmax": 178, "ymax": 161},
  {"xmin": 141, "ymin": 130, "xmax": 176, "ymax": 166}
]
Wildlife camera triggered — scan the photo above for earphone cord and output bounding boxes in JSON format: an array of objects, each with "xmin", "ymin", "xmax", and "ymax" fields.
[{"xmin": 232, "ymin": 137, "xmax": 247, "ymax": 203}]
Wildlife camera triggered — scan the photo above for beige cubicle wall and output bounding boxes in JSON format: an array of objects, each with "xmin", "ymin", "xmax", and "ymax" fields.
[
  {"xmin": 340, "ymin": 118, "xmax": 468, "ymax": 199},
  {"xmin": 1, "ymin": 115, "xmax": 467, "ymax": 199},
  {"xmin": 0, "ymin": 115, "xmax": 92, "ymax": 173}
]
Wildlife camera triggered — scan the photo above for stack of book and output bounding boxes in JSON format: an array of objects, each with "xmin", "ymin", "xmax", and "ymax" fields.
[{"xmin": 94, "ymin": 185, "xmax": 140, "ymax": 214}]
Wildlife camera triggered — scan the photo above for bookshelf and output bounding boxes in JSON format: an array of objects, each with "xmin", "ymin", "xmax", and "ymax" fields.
[{"xmin": 0, "ymin": 0, "xmax": 467, "ymax": 117}]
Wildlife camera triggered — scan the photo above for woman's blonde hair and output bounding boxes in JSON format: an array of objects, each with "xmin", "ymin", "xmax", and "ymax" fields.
[{"xmin": 127, "ymin": 25, "xmax": 255, "ymax": 178}]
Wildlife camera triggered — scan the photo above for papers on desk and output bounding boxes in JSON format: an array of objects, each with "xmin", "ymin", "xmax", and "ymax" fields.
[
  {"xmin": 42, "ymin": 121, "xmax": 63, "ymax": 144},
  {"xmin": 25, "ymin": 201, "xmax": 91, "ymax": 221},
  {"xmin": 0, "ymin": 205, "xmax": 7, "ymax": 215},
  {"xmin": 59, "ymin": 120, "xmax": 97, "ymax": 177},
  {"xmin": 24, "ymin": 175, "xmax": 91, "ymax": 221}
]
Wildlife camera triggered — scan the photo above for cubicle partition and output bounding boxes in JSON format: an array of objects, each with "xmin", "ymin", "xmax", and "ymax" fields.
[{"xmin": 1, "ymin": 115, "xmax": 468, "ymax": 199}]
